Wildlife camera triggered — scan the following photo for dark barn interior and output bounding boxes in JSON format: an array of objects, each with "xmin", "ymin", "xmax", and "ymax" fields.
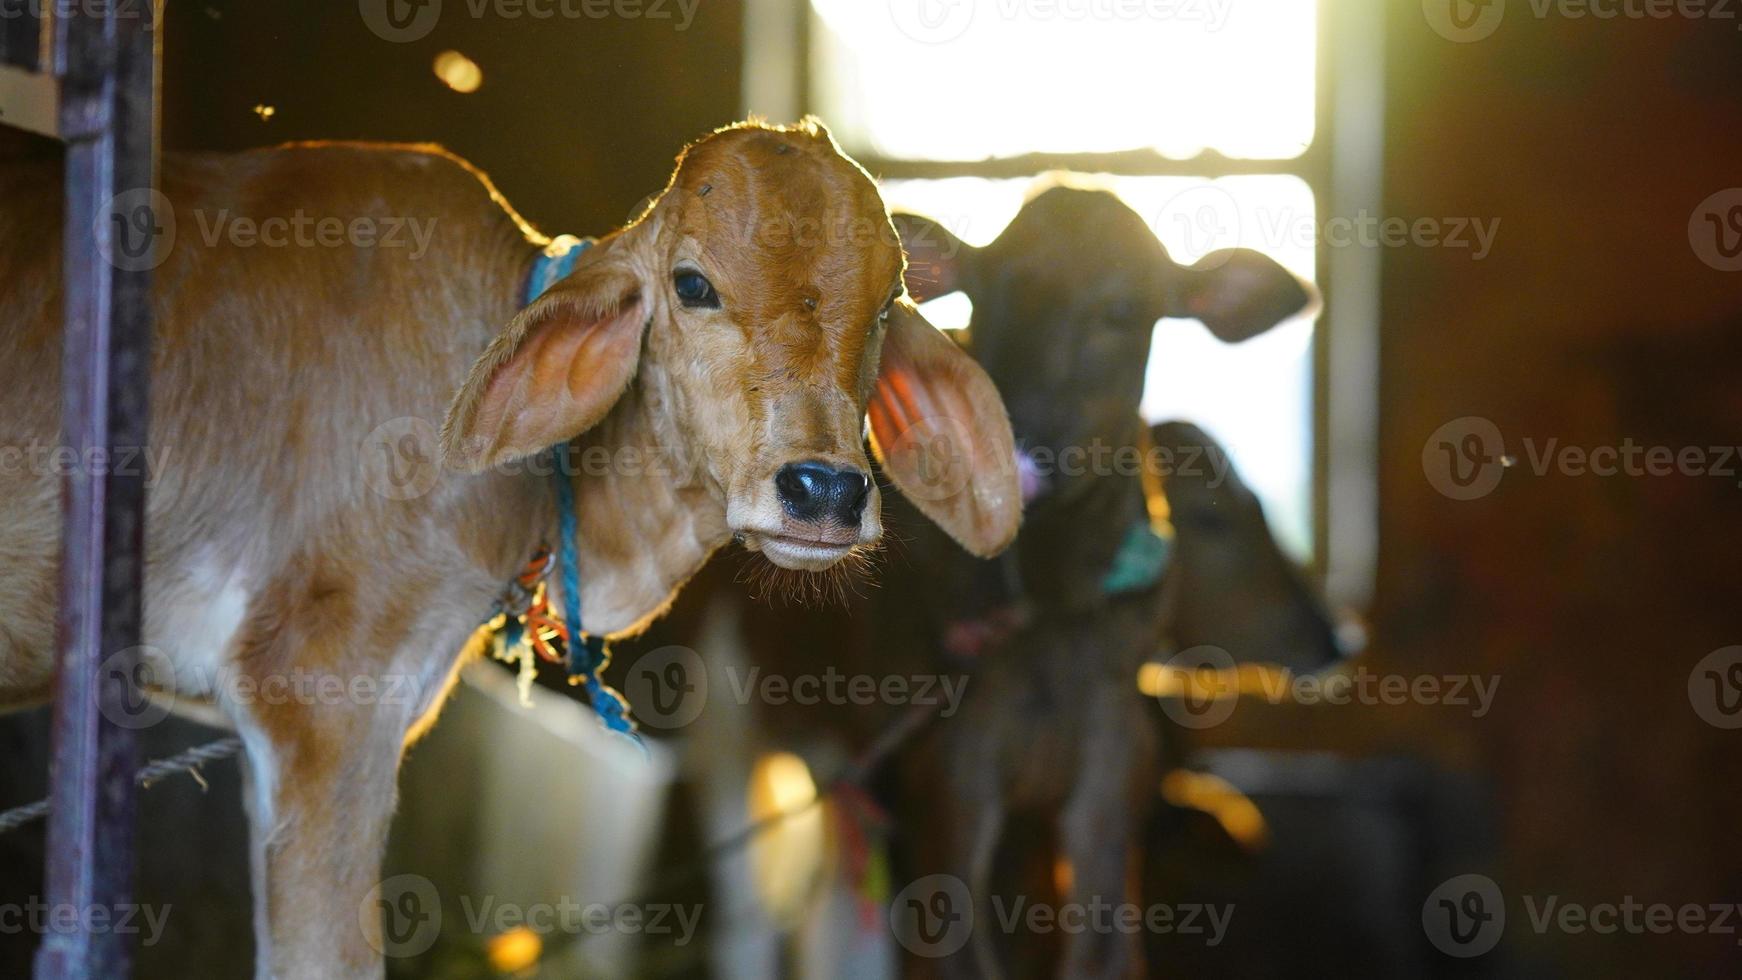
[{"xmin": 2, "ymin": 1, "xmax": 1741, "ymax": 978}]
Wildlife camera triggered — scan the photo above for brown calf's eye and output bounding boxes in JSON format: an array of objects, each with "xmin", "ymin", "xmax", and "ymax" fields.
[{"xmin": 673, "ymin": 270, "xmax": 720, "ymax": 309}]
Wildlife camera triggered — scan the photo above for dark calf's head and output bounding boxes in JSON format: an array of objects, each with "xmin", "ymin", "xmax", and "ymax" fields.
[{"xmin": 895, "ymin": 183, "xmax": 1315, "ymax": 505}]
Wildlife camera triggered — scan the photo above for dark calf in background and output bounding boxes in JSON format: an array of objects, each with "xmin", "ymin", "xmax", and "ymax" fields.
[
  {"xmin": 886, "ymin": 185, "xmax": 1325, "ymax": 979},
  {"xmin": 1148, "ymin": 420, "xmax": 1343, "ymax": 671}
]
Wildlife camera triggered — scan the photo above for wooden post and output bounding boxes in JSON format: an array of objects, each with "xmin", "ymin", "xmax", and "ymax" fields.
[{"xmin": 33, "ymin": 1, "xmax": 159, "ymax": 976}]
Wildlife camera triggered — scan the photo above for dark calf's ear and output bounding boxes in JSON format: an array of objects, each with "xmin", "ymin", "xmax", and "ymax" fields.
[
  {"xmin": 892, "ymin": 213, "xmax": 976, "ymax": 302},
  {"xmin": 869, "ymin": 302, "xmax": 1021, "ymax": 558},
  {"xmin": 1168, "ymin": 248, "xmax": 1319, "ymax": 343},
  {"xmin": 442, "ymin": 250, "xmax": 646, "ymax": 472}
]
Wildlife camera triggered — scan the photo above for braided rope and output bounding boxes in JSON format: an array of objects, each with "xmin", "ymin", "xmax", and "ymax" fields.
[
  {"xmin": 0, "ymin": 736, "xmax": 243, "ymax": 836},
  {"xmin": 552, "ymin": 445, "xmax": 639, "ymax": 742}
]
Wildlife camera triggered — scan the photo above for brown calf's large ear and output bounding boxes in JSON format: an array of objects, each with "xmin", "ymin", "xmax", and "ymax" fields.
[
  {"xmin": 1168, "ymin": 248, "xmax": 1320, "ymax": 343},
  {"xmin": 442, "ymin": 251, "xmax": 647, "ymax": 472},
  {"xmin": 868, "ymin": 301, "xmax": 1021, "ymax": 558},
  {"xmin": 892, "ymin": 213, "xmax": 977, "ymax": 302}
]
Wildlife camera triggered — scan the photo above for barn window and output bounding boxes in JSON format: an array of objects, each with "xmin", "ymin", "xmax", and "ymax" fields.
[{"xmin": 745, "ymin": 0, "xmax": 1383, "ymax": 603}]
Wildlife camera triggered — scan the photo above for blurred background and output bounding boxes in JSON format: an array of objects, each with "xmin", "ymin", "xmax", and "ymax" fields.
[{"xmin": 3, "ymin": 0, "xmax": 1742, "ymax": 977}]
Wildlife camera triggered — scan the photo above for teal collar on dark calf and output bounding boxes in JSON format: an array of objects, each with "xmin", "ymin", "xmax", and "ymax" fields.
[
  {"xmin": 1099, "ymin": 522, "xmax": 1171, "ymax": 596},
  {"xmin": 943, "ymin": 521, "xmax": 1170, "ymax": 660},
  {"xmin": 525, "ymin": 235, "xmax": 595, "ymax": 306}
]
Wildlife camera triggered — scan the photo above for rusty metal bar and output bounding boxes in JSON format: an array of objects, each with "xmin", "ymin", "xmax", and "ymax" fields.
[
  {"xmin": 0, "ymin": 0, "xmax": 44, "ymax": 71},
  {"xmin": 33, "ymin": 0, "xmax": 159, "ymax": 976}
]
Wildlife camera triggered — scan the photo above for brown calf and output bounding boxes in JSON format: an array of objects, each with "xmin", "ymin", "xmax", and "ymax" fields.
[{"xmin": 0, "ymin": 119, "xmax": 1018, "ymax": 978}]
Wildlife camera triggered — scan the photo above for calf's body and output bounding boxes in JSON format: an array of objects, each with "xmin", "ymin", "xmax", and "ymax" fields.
[{"xmin": 2, "ymin": 142, "xmax": 555, "ymax": 977}]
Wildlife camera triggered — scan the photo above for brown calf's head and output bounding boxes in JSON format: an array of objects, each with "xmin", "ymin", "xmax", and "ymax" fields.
[
  {"xmin": 896, "ymin": 183, "xmax": 1316, "ymax": 504},
  {"xmin": 443, "ymin": 120, "xmax": 1020, "ymax": 573}
]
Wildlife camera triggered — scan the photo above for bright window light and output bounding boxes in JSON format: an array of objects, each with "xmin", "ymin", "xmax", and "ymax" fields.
[
  {"xmin": 810, "ymin": 0, "xmax": 1317, "ymax": 160},
  {"xmin": 879, "ymin": 175, "xmax": 1318, "ymax": 560}
]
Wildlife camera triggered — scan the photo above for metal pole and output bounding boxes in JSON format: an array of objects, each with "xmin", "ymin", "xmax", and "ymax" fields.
[{"xmin": 34, "ymin": 0, "xmax": 158, "ymax": 975}]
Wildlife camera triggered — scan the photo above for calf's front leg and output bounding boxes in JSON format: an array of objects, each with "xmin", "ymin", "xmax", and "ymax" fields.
[{"xmin": 235, "ymin": 679, "xmax": 417, "ymax": 980}]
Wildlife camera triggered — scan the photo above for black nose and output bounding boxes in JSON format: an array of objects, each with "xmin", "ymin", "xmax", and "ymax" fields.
[{"xmin": 775, "ymin": 462, "xmax": 871, "ymax": 526}]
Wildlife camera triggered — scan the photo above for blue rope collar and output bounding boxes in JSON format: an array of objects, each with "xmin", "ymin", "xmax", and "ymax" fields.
[{"xmin": 523, "ymin": 237, "xmax": 639, "ymax": 741}]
